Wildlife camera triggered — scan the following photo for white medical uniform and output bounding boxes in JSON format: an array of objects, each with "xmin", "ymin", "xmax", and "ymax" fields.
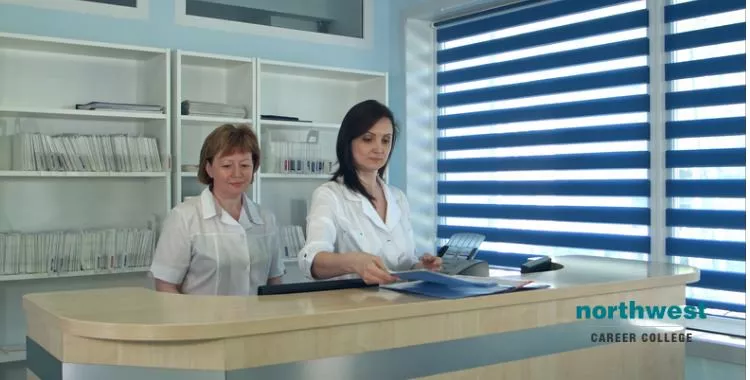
[
  {"xmin": 298, "ymin": 177, "xmax": 419, "ymax": 279},
  {"xmin": 150, "ymin": 187, "xmax": 285, "ymax": 296}
]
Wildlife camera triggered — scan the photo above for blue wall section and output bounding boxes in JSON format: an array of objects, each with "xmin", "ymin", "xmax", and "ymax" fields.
[{"xmin": 0, "ymin": 0, "xmax": 408, "ymax": 189}]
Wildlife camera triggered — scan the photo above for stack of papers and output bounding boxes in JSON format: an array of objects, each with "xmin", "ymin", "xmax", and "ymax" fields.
[
  {"xmin": 2, "ymin": 133, "xmax": 163, "ymax": 172},
  {"xmin": 383, "ymin": 269, "xmax": 549, "ymax": 299},
  {"xmin": 0, "ymin": 227, "xmax": 155, "ymax": 275},
  {"xmin": 76, "ymin": 102, "xmax": 164, "ymax": 113}
]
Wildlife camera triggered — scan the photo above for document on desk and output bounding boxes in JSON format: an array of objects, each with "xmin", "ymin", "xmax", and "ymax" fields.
[
  {"xmin": 384, "ymin": 270, "xmax": 550, "ymax": 299},
  {"xmin": 389, "ymin": 269, "xmax": 499, "ymax": 287}
]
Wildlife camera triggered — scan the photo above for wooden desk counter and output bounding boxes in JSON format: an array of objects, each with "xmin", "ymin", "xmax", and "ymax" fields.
[{"xmin": 23, "ymin": 255, "xmax": 699, "ymax": 380}]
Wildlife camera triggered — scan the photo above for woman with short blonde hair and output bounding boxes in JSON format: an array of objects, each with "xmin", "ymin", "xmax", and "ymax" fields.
[{"xmin": 150, "ymin": 124, "xmax": 285, "ymax": 295}]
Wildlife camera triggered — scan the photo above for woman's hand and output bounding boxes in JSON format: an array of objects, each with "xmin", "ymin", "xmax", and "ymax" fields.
[
  {"xmin": 350, "ymin": 252, "xmax": 398, "ymax": 285},
  {"xmin": 418, "ymin": 254, "xmax": 443, "ymax": 271}
]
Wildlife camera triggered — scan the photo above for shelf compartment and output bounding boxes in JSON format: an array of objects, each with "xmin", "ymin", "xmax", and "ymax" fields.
[
  {"xmin": 261, "ymin": 120, "xmax": 339, "ymax": 130},
  {"xmin": 0, "ymin": 106, "xmax": 166, "ymax": 120},
  {"xmin": 259, "ymin": 59, "xmax": 385, "ymax": 81},
  {"xmin": 0, "ymin": 171, "xmax": 168, "ymax": 178},
  {"xmin": 0, "ymin": 267, "xmax": 150, "ymax": 282},
  {"xmin": 180, "ymin": 115, "xmax": 252, "ymax": 124},
  {"xmin": 0, "ymin": 32, "xmax": 166, "ymax": 61},
  {"xmin": 258, "ymin": 59, "xmax": 387, "ymax": 126},
  {"xmin": 177, "ymin": 51, "xmax": 253, "ymax": 121},
  {"xmin": 0, "ymin": 33, "xmax": 168, "ymax": 114}
]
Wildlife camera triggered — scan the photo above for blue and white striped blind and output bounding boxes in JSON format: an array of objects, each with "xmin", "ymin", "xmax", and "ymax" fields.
[
  {"xmin": 436, "ymin": 0, "xmax": 652, "ymax": 267},
  {"xmin": 664, "ymin": 0, "xmax": 746, "ymax": 313}
]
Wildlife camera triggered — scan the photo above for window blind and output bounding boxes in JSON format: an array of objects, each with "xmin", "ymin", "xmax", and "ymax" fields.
[
  {"xmin": 664, "ymin": 0, "xmax": 746, "ymax": 313},
  {"xmin": 435, "ymin": 0, "xmax": 651, "ymax": 267}
]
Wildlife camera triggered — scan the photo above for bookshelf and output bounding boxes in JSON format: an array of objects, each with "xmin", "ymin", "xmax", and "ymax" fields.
[{"xmin": 0, "ymin": 32, "xmax": 170, "ymax": 365}]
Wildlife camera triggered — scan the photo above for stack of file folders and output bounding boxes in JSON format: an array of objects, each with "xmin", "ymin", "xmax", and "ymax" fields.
[
  {"xmin": 0, "ymin": 133, "xmax": 163, "ymax": 172},
  {"xmin": 0, "ymin": 227, "xmax": 155, "ymax": 275},
  {"xmin": 181, "ymin": 100, "xmax": 248, "ymax": 119},
  {"xmin": 280, "ymin": 225, "xmax": 305, "ymax": 260},
  {"xmin": 383, "ymin": 270, "xmax": 550, "ymax": 299}
]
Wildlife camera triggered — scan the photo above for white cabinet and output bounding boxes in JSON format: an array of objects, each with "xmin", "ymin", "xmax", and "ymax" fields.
[{"xmin": 0, "ymin": 32, "xmax": 171, "ymax": 364}]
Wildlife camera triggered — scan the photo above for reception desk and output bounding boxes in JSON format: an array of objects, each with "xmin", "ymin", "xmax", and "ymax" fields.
[{"xmin": 23, "ymin": 255, "xmax": 698, "ymax": 380}]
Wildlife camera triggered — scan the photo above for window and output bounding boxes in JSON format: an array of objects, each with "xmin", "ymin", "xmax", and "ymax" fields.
[
  {"xmin": 0, "ymin": 0, "xmax": 148, "ymax": 19},
  {"xmin": 664, "ymin": 0, "xmax": 746, "ymax": 318},
  {"xmin": 435, "ymin": 0, "xmax": 745, "ymax": 332},
  {"xmin": 175, "ymin": 0, "xmax": 372, "ymax": 48},
  {"xmin": 436, "ymin": 0, "xmax": 651, "ymax": 267}
]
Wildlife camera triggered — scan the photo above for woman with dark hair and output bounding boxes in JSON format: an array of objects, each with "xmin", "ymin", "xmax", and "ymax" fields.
[{"xmin": 298, "ymin": 100, "xmax": 442, "ymax": 285}]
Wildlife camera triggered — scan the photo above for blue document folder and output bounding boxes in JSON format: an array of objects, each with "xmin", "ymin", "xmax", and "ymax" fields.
[
  {"xmin": 383, "ymin": 270, "xmax": 550, "ymax": 299},
  {"xmin": 389, "ymin": 270, "xmax": 499, "ymax": 287},
  {"xmin": 382, "ymin": 281, "xmax": 516, "ymax": 299}
]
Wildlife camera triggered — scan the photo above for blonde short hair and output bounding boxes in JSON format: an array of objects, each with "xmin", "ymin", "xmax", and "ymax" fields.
[{"xmin": 197, "ymin": 124, "xmax": 260, "ymax": 186}]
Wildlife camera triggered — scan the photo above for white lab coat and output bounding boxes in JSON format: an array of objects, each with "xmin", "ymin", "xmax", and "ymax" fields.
[
  {"xmin": 150, "ymin": 187, "xmax": 285, "ymax": 295},
  {"xmin": 298, "ymin": 177, "xmax": 419, "ymax": 279}
]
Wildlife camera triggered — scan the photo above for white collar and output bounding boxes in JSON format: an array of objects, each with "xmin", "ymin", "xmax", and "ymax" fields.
[
  {"xmin": 336, "ymin": 176, "xmax": 401, "ymax": 232},
  {"xmin": 199, "ymin": 187, "xmax": 263, "ymax": 225}
]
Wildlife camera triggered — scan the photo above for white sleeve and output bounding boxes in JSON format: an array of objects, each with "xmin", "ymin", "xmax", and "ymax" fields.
[
  {"xmin": 149, "ymin": 208, "xmax": 191, "ymax": 285},
  {"xmin": 298, "ymin": 186, "xmax": 338, "ymax": 279}
]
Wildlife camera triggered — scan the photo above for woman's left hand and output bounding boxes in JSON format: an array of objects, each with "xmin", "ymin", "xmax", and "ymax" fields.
[{"xmin": 419, "ymin": 253, "xmax": 442, "ymax": 271}]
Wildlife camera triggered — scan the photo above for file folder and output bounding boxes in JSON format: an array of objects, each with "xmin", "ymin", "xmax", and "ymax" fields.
[
  {"xmin": 383, "ymin": 270, "xmax": 550, "ymax": 299},
  {"xmin": 390, "ymin": 269, "xmax": 499, "ymax": 287}
]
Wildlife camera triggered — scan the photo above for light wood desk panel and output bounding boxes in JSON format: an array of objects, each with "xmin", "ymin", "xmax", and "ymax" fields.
[{"xmin": 23, "ymin": 255, "xmax": 698, "ymax": 380}]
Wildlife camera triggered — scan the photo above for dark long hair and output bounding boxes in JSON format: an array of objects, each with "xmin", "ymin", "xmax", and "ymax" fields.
[{"xmin": 331, "ymin": 99, "xmax": 397, "ymax": 203}]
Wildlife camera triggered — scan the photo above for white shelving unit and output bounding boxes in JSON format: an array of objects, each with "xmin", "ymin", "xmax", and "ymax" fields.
[
  {"xmin": 0, "ymin": 32, "xmax": 170, "ymax": 365},
  {"xmin": 0, "ymin": 33, "xmax": 390, "ymax": 366},
  {"xmin": 171, "ymin": 50, "xmax": 255, "ymax": 204}
]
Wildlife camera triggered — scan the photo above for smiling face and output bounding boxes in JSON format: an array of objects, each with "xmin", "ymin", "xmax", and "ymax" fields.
[
  {"xmin": 205, "ymin": 150, "xmax": 254, "ymax": 199},
  {"xmin": 351, "ymin": 117, "xmax": 393, "ymax": 174}
]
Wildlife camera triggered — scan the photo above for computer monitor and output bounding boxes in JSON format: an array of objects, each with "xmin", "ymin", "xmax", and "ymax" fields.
[{"xmin": 257, "ymin": 279, "xmax": 378, "ymax": 296}]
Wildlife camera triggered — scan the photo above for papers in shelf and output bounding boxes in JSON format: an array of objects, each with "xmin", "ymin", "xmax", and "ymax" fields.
[
  {"xmin": 0, "ymin": 227, "xmax": 155, "ymax": 276},
  {"xmin": 280, "ymin": 225, "xmax": 304, "ymax": 261},
  {"xmin": 181, "ymin": 100, "xmax": 247, "ymax": 118},
  {"xmin": 76, "ymin": 102, "xmax": 164, "ymax": 113},
  {"xmin": 0, "ymin": 133, "xmax": 163, "ymax": 172},
  {"xmin": 383, "ymin": 269, "xmax": 549, "ymax": 299}
]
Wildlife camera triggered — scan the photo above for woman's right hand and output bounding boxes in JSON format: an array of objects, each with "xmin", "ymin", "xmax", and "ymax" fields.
[{"xmin": 350, "ymin": 252, "xmax": 398, "ymax": 285}]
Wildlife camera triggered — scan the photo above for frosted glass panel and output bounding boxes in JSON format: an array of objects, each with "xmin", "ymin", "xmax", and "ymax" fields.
[{"xmin": 186, "ymin": 0, "xmax": 364, "ymax": 39}]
